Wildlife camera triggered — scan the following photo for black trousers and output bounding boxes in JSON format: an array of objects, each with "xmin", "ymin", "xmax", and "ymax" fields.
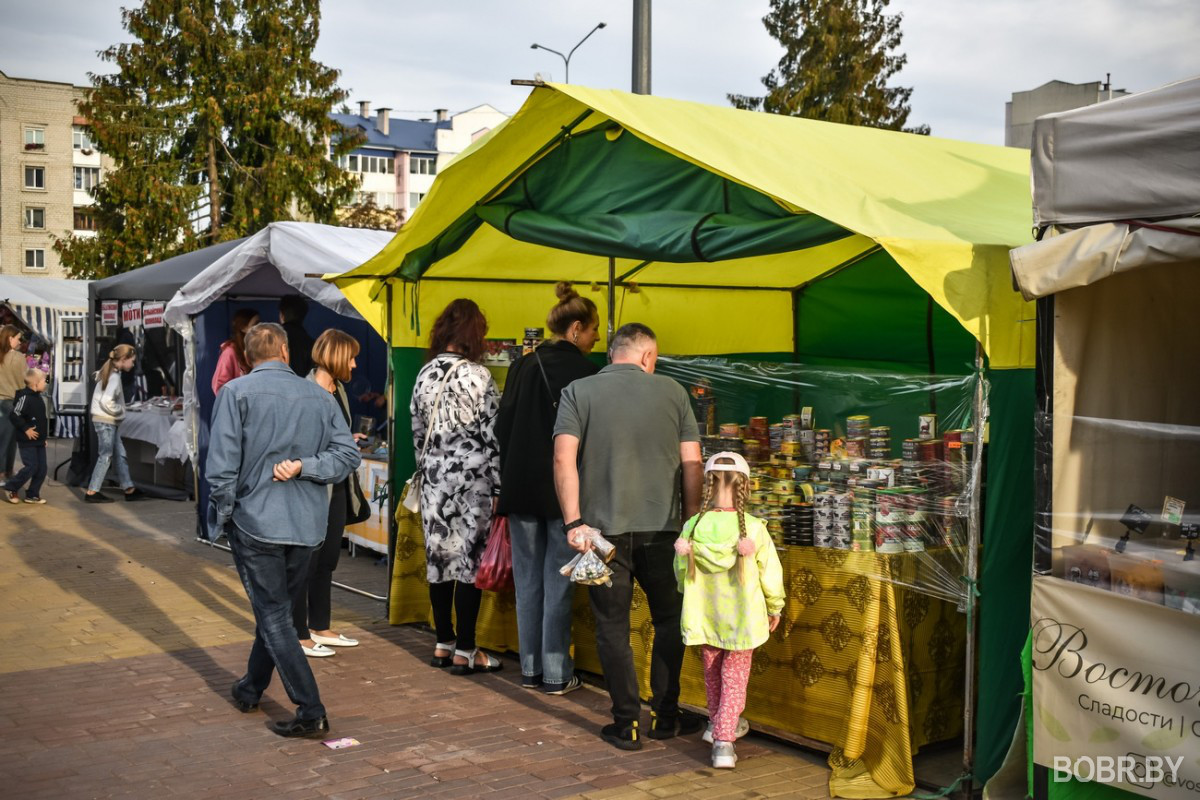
[
  {"xmin": 292, "ymin": 482, "xmax": 347, "ymax": 638},
  {"xmin": 429, "ymin": 580, "xmax": 483, "ymax": 652},
  {"xmin": 588, "ymin": 530, "xmax": 684, "ymax": 725}
]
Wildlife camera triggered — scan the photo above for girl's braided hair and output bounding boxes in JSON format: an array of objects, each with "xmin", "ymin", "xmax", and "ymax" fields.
[{"xmin": 684, "ymin": 457, "xmax": 752, "ymax": 584}]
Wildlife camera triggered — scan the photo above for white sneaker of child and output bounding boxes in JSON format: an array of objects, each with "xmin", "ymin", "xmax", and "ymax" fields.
[
  {"xmin": 703, "ymin": 717, "xmax": 750, "ymax": 743},
  {"xmin": 712, "ymin": 741, "xmax": 737, "ymax": 769}
]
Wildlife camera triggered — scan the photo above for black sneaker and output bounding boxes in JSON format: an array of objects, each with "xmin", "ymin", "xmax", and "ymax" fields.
[
  {"xmin": 542, "ymin": 675, "xmax": 582, "ymax": 696},
  {"xmin": 521, "ymin": 673, "xmax": 543, "ymax": 689},
  {"xmin": 601, "ymin": 719, "xmax": 642, "ymax": 751},
  {"xmin": 270, "ymin": 715, "xmax": 330, "ymax": 738},
  {"xmin": 85, "ymin": 492, "xmax": 114, "ymax": 503},
  {"xmin": 124, "ymin": 489, "xmax": 147, "ymax": 502},
  {"xmin": 648, "ymin": 710, "xmax": 705, "ymax": 740},
  {"xmin": 231, "ymin": 684, "xmax": 259, "ymax": 713}
]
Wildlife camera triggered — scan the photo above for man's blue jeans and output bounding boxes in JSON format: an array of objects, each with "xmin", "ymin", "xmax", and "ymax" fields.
[
  {"xmin": 227, "ymin": 525, "xmax": 326, "ymax": 721},
  {"xmin": 508, "ymin": 514, "xmax": 577, "ymax": 685}
]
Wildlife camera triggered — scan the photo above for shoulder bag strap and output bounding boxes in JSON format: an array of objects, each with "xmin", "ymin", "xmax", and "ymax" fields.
[
  {"xmin": 532, "ymin": 348, "xmax": 558, "ymax": 410},
  {"xmin": 415, "ymin": 358, "xmax": 464, "ymax": 468}
]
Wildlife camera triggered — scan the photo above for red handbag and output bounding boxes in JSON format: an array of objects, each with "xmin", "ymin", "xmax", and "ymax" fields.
[{"xmin": 474, "ymin": 515, "xmax": 514, "ymax": 593}]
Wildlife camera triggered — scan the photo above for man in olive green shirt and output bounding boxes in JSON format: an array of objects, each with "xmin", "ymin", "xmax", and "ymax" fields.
[{"xmin": 554, "ymin": 322, "xmax": 703, "ymax": 750}]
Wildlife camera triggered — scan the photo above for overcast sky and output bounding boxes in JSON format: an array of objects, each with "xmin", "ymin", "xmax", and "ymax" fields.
[{"xmin": 2, "ymin": 0, "xmax": 1197, "ymax": 145}]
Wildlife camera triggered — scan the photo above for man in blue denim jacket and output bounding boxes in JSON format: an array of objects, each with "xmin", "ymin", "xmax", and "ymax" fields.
[{"xmin": 207, "ymin": 323, "xmax": 360, "ymax": 737}]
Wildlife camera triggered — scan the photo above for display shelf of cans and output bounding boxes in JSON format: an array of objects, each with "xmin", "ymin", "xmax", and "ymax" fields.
[{"xmin": 697, "ymin": 401, "xmax": 974, "ymax": 554}]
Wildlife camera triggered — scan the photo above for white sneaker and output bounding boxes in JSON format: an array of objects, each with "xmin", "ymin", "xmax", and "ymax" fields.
[
  {"xmin": 311, "ymin": 632, "xmax": 359, "ymax": 647},
  {"xmin": 703, "ymin": 717, "xmax": 750, "ymax": 743},
  {"xmin": 712, "ymin": 741, "xmax": 737, "ymax": 769},
  {"xmin": 302, "ymin": 643, "xmax": 336, "ymax": 658}
]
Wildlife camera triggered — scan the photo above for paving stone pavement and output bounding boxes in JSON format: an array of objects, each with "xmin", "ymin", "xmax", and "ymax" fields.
[{"xmin": 0, "ymin": 460, "xmax": 831, "ymax": 799}]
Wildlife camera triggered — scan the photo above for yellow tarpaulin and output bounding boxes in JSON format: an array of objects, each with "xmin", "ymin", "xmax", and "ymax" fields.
[{"xmin": 333, "ymin": 84, "xmax": 1035, "ymax": 367}]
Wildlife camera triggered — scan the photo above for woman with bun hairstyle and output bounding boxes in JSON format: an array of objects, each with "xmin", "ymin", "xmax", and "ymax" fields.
[
  {"xmin": 85, "ymin": 344, "xmax": 143, "ymax": 503},
  {"xmin": 495, "ymin": 282, "xmax": 601, "ymax": 694}
]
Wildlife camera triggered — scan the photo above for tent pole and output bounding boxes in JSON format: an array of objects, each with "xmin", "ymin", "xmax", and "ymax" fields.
[
  {"xmin": 385, "ymin": 282, "xmax": 396, "ymax": 613},
  {"xmin": 607, "ymin": 257, "xmax": 616, "ymax": 341},
  {"xmin": 963, "ymin": 341, "xmax": 985, "ymax": 798}
]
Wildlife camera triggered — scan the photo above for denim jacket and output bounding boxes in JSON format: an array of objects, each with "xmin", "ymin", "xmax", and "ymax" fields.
[{"xmin": 206, "ymin": 360, "xmax": 360, "ymax": 545}]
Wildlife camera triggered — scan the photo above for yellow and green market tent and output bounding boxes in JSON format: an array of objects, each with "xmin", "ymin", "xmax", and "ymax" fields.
[{"xmin": 332, "ymin": 84, "xmax": 1036, "ymax": 791}]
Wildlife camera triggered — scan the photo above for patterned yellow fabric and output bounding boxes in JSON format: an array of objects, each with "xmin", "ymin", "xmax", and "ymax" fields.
[{"xmin": 390, "ymin": 508, "xmax": 964, "ymax": 797}]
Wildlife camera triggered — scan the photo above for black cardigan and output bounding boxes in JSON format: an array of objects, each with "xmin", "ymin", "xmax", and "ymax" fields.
[{"xmin": 495, "ymin": 339, "xmax": 599, "ymax": 519}]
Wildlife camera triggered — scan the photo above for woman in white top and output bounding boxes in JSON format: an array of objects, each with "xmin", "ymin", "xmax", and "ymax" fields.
[{"xmin": 86, "ymin": 344, "xmax": 142, "ymax": 503}]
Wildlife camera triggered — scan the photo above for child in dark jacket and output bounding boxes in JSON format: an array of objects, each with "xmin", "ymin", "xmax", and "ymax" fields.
[{"xmin": 5, "ymin": 368, "xmax": 48, "ymax": 504}]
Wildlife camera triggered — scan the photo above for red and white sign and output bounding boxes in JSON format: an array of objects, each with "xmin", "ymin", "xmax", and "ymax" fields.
[
  {"xmin": 101, "ymin": 301, "xmax": 119, "ymax": 326},
  {"xmin": 121, "ymin": 302, "xmax": 142, "ymax": 329},
  {"xmin": 142, "ymin": 302, "xmax": 165, "ymax": 329}
]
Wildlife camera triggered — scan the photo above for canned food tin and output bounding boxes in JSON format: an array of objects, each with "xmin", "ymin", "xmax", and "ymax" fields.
[
  {"xmin": 876, "ymin": 523, "xmax": 905, "ymax": 553},
  {"xmin": 918, "ymin": 439, "xmax": 944, "ymax": 462},
  {"xmin": 781, "ymin": 441, "xmax": 803, "ymax": 456},
  {"xmin": 918, "ymin": 413, "xmax": 938, "ymax": 440},
  {"xmin": 902, "ymin": 438, "xmax": 921, "ymax": 460},
  {"xmin": 719, "ymin": 423, "xmax": 741, "ymax": 438},
  {"xmin": 845, "ymin": 438, "xmax": 868, "ymax": 458},
  {"xmin": 524, "ymin": 327, "xmax": 545, "ymax": 339},
  {"xmin": 749, "ymin": 416, "xmax": 768, "ymax": 432}
]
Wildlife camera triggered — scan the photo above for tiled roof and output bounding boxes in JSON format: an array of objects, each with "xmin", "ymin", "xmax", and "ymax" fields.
[{"xmin": 329, "ymin": 113, "xmax": 449, "ymax": 153}]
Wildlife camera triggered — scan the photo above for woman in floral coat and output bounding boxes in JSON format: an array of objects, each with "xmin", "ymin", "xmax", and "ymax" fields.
[{"xmin": 410, "ymin": 299, "xmax": 503, "ymax": 675}]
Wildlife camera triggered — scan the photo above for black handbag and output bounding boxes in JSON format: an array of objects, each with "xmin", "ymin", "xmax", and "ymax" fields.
[{"xmin": 346, "ymin": 468, "xmax": 372, "ymax": 525}]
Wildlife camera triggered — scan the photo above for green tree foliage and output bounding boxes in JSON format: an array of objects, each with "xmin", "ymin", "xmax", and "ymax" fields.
[
  {"xmin": 729, "ymin": 0, "xmax": 929, "ymax": 135},
  {"xmin": 340, "ymin": 196, "xmax": 400, "ymax": 231},
  {"xmin": 57, "ymin": 0, "xmax": 362, "ymax": 278}
]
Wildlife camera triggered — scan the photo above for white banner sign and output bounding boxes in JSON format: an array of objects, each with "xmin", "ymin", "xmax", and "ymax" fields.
[
  {"xmin": 121, "ymin": 302, "xmax": 142, "ymax": 329},
  {"xmin": 100, "ymin": 300, "xmax": 119, "ymax": 327},
  {"xmin": 1032, "ymin": 576, "xmax": 1200, "ymax": 800},
  {"xmin": 142, "ymin": 302, "xmax": 165, "ymax": 329}
]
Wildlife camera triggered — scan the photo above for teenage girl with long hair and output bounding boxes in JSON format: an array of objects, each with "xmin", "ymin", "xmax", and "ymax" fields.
[
  {"xmin": 86, "ymin": 344, "xmax": 143, "ymax": 503},
  {"xmin": 674, "ymin": 452, "xmax": 784, "ymax": 769},
  {"xmin": 211, "ymin": 309, "xmax": 260, "ymax": 395}
]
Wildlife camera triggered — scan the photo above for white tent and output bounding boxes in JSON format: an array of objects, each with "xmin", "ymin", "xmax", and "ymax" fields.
[
  {"xmin": 162, "ymin": 221, "xmax": 394, "ymax": 466},
  {"xmin": 0, "ymin": 275, "xmax": 89, "ymax": 342}
]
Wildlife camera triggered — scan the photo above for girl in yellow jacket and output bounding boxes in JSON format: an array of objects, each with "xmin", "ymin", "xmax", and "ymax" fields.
[{"xmin": 674, "ymin": 451, "xmax": 785, "ymax": 769}]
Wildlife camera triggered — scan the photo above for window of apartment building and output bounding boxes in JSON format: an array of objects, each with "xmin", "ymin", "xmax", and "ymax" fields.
[
  {"xmin": 359, "ymin": 155, "xmax": 394, "ymax": 174},
  {"xmin": 24, "ymin": 249, "xmax": 46, "ymax": 270},
  {"xmin": 409, "ymin": 192, "xmax": 427, "ymax": 208},
  {"xmin": 24, "ymin": 166, "xmax": 46, "ymax": 189},
  {"xmin": 72, "ymin": 126, "xmax": 96, "ymax": 151},
  {"xmin": 24, "ymin": 207, "xmax": 46, "ymax": 229},
  {"xmin": 74, "ymin": 208, "xmax": 98, "ymax": 231},
  {"xmin": 377, "ymin": 192, "xmax": 395, "ymax": 208},
  {"xmin": 410, "ymin": 156, "xmax": 437, "ymax": 175},
  {"xmin": 75, "ymin": 166, "xmax": 101, "ymax": 192},
  {"xmin": 24, "ymin": 127, "xmax": 45, "ymax": 149}
]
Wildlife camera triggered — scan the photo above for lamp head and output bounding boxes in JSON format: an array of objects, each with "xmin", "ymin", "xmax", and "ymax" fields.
[
  {"xmin": 598, "ymin": 22, "xmax": 607, "ymax": 28},
  {"xmin": 530, "ymin": 43, "xmax": 539, "ymax": 49}
]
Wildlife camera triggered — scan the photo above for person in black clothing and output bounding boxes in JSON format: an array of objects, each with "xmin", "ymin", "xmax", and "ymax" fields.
[
  {"xmin": 279, "ymin": 295, "xmax": 315, "ymax": 378},
  {"xmin": 495, "ymin": 282, "xmax": 601, "ymax": 695},
  {"xmin": 5, "ymin": 368, "xmax": 49, "ymax": 504}
]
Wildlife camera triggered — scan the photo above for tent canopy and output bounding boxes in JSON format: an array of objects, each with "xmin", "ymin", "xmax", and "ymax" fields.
[
  {"xmin": 163, "ymin": 222, "xmax": 394, "ymax": 325},
  {"xmin": 89, "ymin": 238, "xmax": 247, "ymax": 302},
  {"xmin": 1030, "ymin": 75, "xmax": 1200, "ymax": 229},
  {"xmin": 0, "ymin": 275, "xmax": 88, "ymax": 342},
  {"xmin": 334, "ymin": 84, "xmax": 1035, "ymax": 368}
]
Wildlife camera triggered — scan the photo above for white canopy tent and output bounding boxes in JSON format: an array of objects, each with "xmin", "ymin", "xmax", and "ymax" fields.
[{"xmin": 0, "ymin": 275, "xmax": 89, "ymax": 343}]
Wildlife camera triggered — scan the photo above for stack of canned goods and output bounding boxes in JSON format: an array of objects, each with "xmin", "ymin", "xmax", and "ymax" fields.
[
  {"xmin": 814, "ymin": 490, "xmax": 852, "ymax": 549},
  {"xmin": 875, "ymin": 487, "xmax": 929, "ymax": 553},
  {"xmin": 780, "ymin": 500, "xmax": 814, "ymax": 546},
  {"xmin": 869, "ymin": 426, "xmax": 892, "ymax": 459},
  {"xmin": 813, "ymin": 429, "xmax": 832, "ymax": 458},
  {"xmin": 846, "ymin": 415, "xmax": 871, "ymax": 460}
]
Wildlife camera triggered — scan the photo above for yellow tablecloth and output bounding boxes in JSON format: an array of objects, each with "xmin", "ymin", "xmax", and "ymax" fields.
[{"xmin": 389, "ymin": 509, "xmax": 965, "ymax": 797}]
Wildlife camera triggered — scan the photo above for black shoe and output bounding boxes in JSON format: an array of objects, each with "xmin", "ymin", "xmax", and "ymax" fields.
[
  {"xmin": 231, "ymin": 684, "xmax": 258, "ymax": 713},
  {"xmin": 85, "ymin": 492, "xmax": 114, "ymax": 503},
  {"xmin": 542, "ymin": 675, "xmax": 581, "ymax": 696},
  {"xmin": 521, "ymin": 673, "xmax": 543, "ymax": 689},
  {"xmin": 601, "ymin": 720, "xmax": 643, "ymax": 751},
  {"xmin": 648, "ymin": 710, "xmax": 705, "ymax": 740},
  {"xmin": 124, "ymin": 489, "xmax": 147, "ymax": 502},
  {"xmin": 270, "ymin": 715, "xmax": 330, "ymax": 738}
]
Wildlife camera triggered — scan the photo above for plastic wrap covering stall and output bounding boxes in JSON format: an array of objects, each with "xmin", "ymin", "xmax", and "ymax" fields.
[{"xmin": 656, "ymin": 356, "xmax": 984, "ymax": 606}]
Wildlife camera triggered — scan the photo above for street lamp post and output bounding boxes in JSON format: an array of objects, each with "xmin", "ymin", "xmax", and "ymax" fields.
[{"xmin": 531, "ymin": 21, "xmax": 606, "ymax": 83}]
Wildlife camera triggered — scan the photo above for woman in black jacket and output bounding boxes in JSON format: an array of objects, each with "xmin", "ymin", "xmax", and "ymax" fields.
[{"xmin": 495, "ymin": 282, "xmax": 600, "ymax": 695}]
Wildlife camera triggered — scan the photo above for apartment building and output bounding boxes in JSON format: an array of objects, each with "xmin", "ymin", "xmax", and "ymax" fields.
[
  {"xmin": 1005, "ymin": 78, "xmax": 1130, "ymax": 148},
  {"xmin": 329, "ymin": 101, "xmax": 507, "ymax": 221},
  {"xmin": 0, "ymin": 69, "xmax": 109, "ymax": 278}
]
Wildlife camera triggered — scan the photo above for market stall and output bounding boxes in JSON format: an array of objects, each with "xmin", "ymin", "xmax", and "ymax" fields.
[
  {"xmin": 162, "ymin": 222, "xmax": 394, "ymax": 550},
  {"xmin": 1009, "ymin": 76, "xmax": 1200, "ymax": 800},
  {"xmin": 0, "ymin": 275, "xmax": 89, "ymax": 437},
  {"xmin": 333, "ymin": 84, "xmax": 1037, "ymax": 797}
]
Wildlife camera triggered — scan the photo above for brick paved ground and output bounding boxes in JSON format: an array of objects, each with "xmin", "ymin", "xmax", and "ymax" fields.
[{"xmin": 0, "ymin": 456, "xmax": 831, "ymax": 799}]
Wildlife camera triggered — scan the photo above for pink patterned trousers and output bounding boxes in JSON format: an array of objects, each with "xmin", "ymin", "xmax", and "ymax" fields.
[{"xmin": 700, "ymin": 645, "xmax": 754, "ymax": 742}]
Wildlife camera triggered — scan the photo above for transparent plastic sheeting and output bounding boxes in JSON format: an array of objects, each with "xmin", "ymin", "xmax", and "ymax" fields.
[
  {"xmin": 1035, "ymin": 411, "xmax": 1200, "ymax": 614},
  {"xmin": 656, "ymin": 356, "xmax": 983, "ymax": 605}
]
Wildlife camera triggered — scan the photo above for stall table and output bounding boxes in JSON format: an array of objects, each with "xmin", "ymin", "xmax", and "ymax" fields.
[
  {"xmin": 118, "ymin": 406, "xmax": 189, "ymax": 490},
  {"xmin": 343, "ymin": 455, "xmax": 390, "ymax": 555},
  {"xmin": 389, "ymin": 508, "xmax": 964, "ymax": 797}
]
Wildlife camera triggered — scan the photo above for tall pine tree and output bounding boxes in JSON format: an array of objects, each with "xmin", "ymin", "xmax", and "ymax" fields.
[
  {"xmin": 57, "ymin": 0, "xmax": 361, "ymax": 278},
  {"xmin": 729, "ymin": 0, "xmax": 929, "ymax": 134}
]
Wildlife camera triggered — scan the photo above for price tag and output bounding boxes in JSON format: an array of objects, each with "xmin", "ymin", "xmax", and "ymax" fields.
[
  {"xmin": 1120, "ymin": 504, "xmax": 1152, "ymax": 533},
  {"xmin": 1162, "ymin": 496, "xmax": 1186, "ymax": 527},
  {"xmin": 1181, "ymin": 522, "xmax": 1199, "ymax": 541}
]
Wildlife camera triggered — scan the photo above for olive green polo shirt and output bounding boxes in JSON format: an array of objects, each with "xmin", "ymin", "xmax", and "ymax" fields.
[{"xmin": 553, "ymin": 363, "xmax": 700, "ymax": 537}]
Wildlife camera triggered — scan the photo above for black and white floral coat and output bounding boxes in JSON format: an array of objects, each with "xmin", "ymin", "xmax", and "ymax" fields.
[{"xmin": 410, "ymin": 353, "xmax": 501, "ymax": 583}]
